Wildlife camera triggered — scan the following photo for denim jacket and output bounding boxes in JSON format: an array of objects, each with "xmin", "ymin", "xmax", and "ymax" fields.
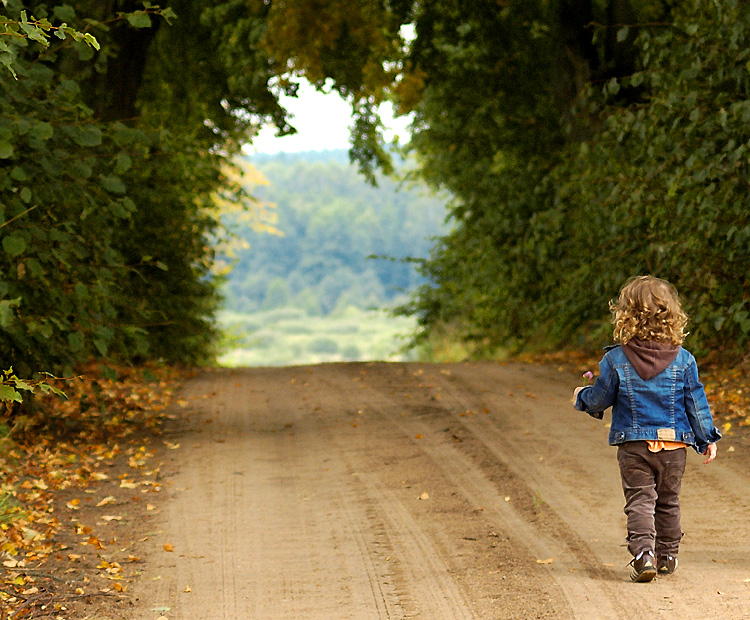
[{"xmin": 574, "ymin": 345, "xmax": 721, "ymax": 453}]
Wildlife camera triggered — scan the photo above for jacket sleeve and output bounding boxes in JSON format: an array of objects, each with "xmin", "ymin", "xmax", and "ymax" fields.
[
  {"xmin": 574, "ymin": 353, "xmax": 619, "ymax": 420},
  {"xmin": 684, "ymin": 358, "xmax": 721, "ymax": 453}
]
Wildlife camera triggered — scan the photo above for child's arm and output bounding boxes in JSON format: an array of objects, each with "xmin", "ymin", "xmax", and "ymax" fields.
[
  {"xmin": 683, "ymin": 357, "xmax": 722, "ymax": 454},
  {"xmin": 573, "ymin": 355, "xmax": 618, "ymax": 418}
]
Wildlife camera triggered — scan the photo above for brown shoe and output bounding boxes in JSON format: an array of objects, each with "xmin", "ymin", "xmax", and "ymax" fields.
[
  {"xmin": 657, "ymin": 554, "xmax": 678, "ymax": 575},
  {"xmin": 629, "ymin": 550, "xmax": 656, "ymax": 582}
]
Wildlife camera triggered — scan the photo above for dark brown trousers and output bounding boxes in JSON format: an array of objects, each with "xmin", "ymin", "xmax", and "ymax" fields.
[{"xmin": 617, "ymin": 441, "xmax": 687, "ymax": 558}]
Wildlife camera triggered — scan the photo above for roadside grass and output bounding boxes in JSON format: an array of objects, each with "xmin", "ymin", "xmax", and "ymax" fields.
[{"xmin": 217, "ymin": 306, "xmax": 417, "ymax": 367}]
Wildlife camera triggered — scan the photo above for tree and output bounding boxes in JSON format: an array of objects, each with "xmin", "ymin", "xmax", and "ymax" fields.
[{"xmin": 0, "ymin": 1, "xmax": 282, "ymax": 374}]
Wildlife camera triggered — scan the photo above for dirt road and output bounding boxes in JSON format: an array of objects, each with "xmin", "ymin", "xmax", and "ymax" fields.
[{"xmin": 129, "ymin": 362, "xmax": 750, "ymax": 619}]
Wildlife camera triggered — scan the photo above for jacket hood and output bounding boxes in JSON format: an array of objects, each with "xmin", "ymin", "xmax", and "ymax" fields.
[{"xmin": 622, "ymin": 338, "xmax": 679, "ymax": 380}]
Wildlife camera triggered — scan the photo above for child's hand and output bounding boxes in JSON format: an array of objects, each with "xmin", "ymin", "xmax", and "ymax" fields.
[
  {"xmin": 573, "ymin": 371, "xmax": 593, "ymax": 404},
  {"xmin": 702, "ymin": 443, "xmax": 717, "ymax": 464}
]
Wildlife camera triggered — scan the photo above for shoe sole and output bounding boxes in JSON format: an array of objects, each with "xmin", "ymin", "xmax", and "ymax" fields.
[{"xmin": 631, "ymin": 566, "xmax": 657, "ymax": 582}]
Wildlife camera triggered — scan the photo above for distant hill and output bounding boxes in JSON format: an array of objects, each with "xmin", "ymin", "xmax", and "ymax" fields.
[{"xmin": 221, "ymin": 150, "xmax": 449, "ymax": 316}]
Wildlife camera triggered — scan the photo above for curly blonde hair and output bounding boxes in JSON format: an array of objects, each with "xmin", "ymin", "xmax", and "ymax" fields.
[{"xmin": 609, "ymin": 275, "xmax": 688, "ymax": 345}]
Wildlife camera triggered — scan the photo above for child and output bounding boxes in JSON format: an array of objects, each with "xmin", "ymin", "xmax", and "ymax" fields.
[{"xmin": 573, "ymin": 275, "xmax": 720, "ymax": 582}]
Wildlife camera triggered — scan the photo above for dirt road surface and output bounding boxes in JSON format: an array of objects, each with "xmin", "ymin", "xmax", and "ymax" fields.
[{"xmin": 128, "ymin": 362, "xmax": 750, "ymax": 619}]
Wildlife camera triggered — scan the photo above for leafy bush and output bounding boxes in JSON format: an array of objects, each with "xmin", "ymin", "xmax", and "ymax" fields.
[{"xmin": 403, "ymin": 0, "xmax": 750, "ymax": 359}]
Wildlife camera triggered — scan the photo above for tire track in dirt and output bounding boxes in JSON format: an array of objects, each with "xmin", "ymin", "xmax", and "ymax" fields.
[
  {"xmin": 347, "ymin": 364, "xmax": 626, "ymax": 620},
  {"xmin": 308, "ymin": 364, "xmax": 564, "ymax": 619},
  {"xmin": 127, "ymin": 363, "xmax": 750, "ymax": 620},
  {"xmin": 395, "ymin": 362, "xmax": 750, "ymax": 619},
  {"xmin": 128, "ymin": 366, "xmax": 479, "ymax": 619}
]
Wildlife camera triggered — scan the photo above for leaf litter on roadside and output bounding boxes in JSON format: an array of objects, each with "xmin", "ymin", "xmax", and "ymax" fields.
[{"xmin": 1, "ymin": 363, "xmax": 182, "ymax": 619}]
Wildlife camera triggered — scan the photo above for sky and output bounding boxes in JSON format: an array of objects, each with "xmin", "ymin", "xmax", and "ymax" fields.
[{"xmin": 244, "ymin": 80, "xmax": 412, "ymax": 154}]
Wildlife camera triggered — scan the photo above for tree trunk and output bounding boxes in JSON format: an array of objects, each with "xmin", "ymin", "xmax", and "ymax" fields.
[{"xmin": 88, "ymin": 0, "xmax": 164, "ymax": 122}]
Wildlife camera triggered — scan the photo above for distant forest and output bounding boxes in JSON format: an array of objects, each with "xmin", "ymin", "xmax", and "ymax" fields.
[{"xmin": 221, "ymin": 151, "xmax": 449, "ymax": 316}]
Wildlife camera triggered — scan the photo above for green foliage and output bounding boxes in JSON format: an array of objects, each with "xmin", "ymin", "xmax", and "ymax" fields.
[
  {"xmin": 0, "ymin": 367, "xmax": 66, "ymax": 406},
  {"xmin": 400, "ymin": 0, "xmax": 750, "ymax": 358},
  {"xmin": 550, "ymin": 0, "xmax": 750, "ymax": 354},
  {"xmin": 0, "ymin": 2, "xmax": 266, "ymax": 375},
  {"xmin": 218, "ymin": 307, "xmax": 416, "ymax": 367},
  {"xmin": 0, "ymin": 4, "xmax": 100, "ymax": 78},
  {"xmin": 222, "ymin": 151, "xmax": 448, "ymax": 316},
  {"xmin": 0, "ymin": 41, "xmax": 149, "ymax": 376}
]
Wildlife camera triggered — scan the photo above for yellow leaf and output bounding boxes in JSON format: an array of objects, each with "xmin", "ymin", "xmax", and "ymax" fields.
[
  {"xmin": 164, "ymin": 543, "xmax": 174, "ymax": 552},
  {"xmin": 418, "ymin": 491, "xmax": 429, "ymax": 500},
  {"xmin": 184, "ymin": 584, "xmax": 192, "ymax": 593},
  {"xmin": 536, "ymin": 558, "xmax": 554, "ymax": 564}
]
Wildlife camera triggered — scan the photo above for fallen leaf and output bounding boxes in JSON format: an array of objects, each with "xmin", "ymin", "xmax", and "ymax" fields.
[
  {"xmin": 96, "ymin": 496, "xmax": 117, "ymax": 507},
  {"xmin": 536, "ymin": 558, "xmax": 554, "ymax": 564},
  {"xmin": 66, "ymin": 499, "xmax": 81, "ymax": 510},
  {"xmin": 184, "ymin": 584, "xmax": 192, "ymax": 592},
  {"xmin": 418, "ymin": 492, "xmax": 430, "ymax": 500},
  {"xmin": 164, "ymin": 543, "xmax": 174, "ymax": 552},
  {"xmin": 414, "ymin": 434, "xmax": 423, "ymax": 439}
]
